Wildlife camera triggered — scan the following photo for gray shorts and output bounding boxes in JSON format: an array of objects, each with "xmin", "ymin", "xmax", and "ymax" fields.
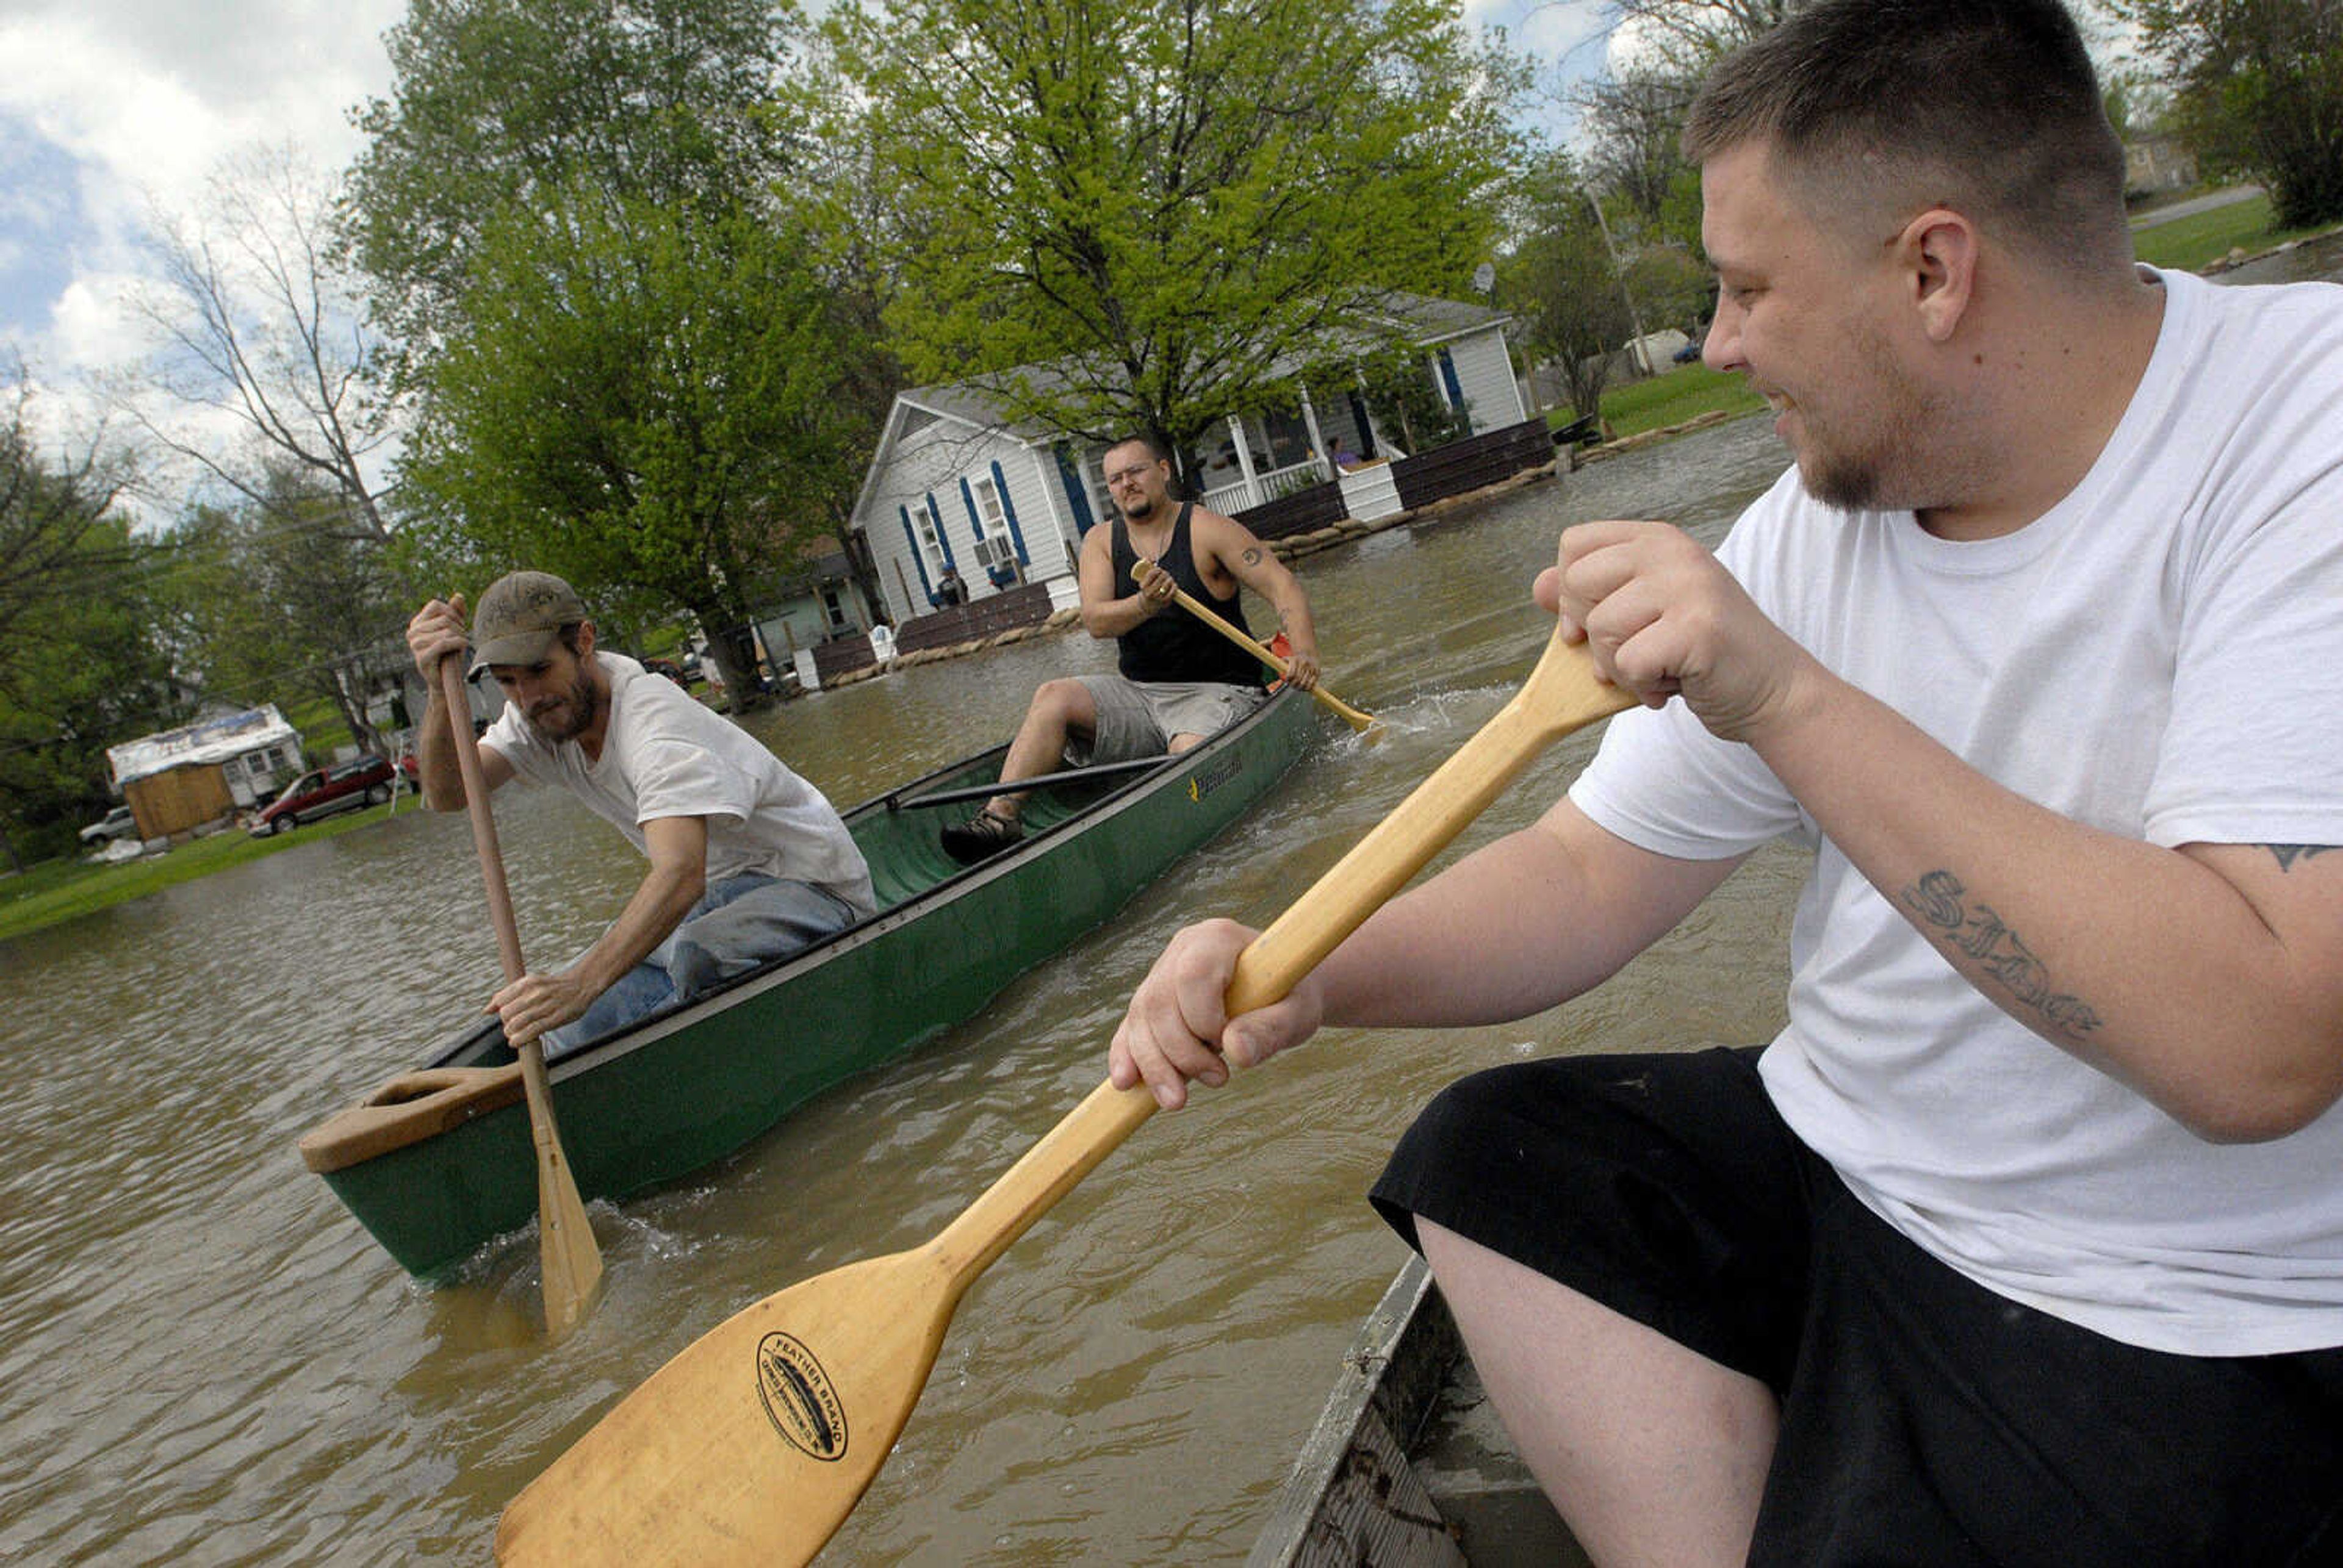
[{"xmin": 1070, "ymin": 675, "xmax": 1267, "ymax": 764}]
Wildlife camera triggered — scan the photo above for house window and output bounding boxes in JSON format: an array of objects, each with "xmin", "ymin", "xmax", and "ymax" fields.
[
  {"xmin": 968, "ymin": 473, "xmax": 1017, "ymax": 574},
  {"xmin": 821, "ymin": 584, "xmax": 851, "ymax": 633},
  {"xmin": 918, "ymin": 497, "xmax": 948, "ymax": 572}
]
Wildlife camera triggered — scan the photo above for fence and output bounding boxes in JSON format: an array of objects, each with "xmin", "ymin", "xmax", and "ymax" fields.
[
  {"xmin": 807, "ymin": 581, "xmax": 1060, "ymax": 685},
  {"xmin": 1387, "ymin": 419, "xmax": 1555, "ymax": 512}
]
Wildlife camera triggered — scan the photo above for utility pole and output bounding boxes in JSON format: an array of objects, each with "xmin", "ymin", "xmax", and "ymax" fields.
[{"xmin": 1587, "ymin": 189, "xmax": 1651, "ymax": 374}]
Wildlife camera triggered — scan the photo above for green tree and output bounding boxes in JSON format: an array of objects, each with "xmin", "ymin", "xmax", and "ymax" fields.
[
  {"xmin": 345, "ymin": 0, "xmax": 885, "ymax": 700},
  {"xmin": 2122, "ymin": 0, "xmax": 2343, "ymax": 228},
  {"xmin": 1500, "ymin": 159, "xmax": 1638, "ymax": 418},
  {"xmin": 156, "ymin": 467, "xmax": 409, "ymax": 758},
  {"xmin": 829, "ymin": 0, "xmax": 1527, "ymax": 476},
  {"xmin": 390, "ymin": 190, "xmax": 871, "ymax": 691},
  {"xmin": 0, "ymin": 375, "xmax": 183, "ymax": 867}
]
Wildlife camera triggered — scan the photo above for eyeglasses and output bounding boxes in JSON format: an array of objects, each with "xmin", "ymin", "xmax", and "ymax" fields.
[{"xmin": 1104, "ymin": 464, "xmax": 1154, "ymax": 487}]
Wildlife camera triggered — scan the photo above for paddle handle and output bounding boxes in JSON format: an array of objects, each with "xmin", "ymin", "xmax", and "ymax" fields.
[
  {"xmin": 438, "ymin": 656, "xmax": 526, "ymax": 985},
  {"xmin": 1153, "ymin": 571, "xmax": 1378, "ymax": 734},
  {"xmin": 1225, "ymin": 653, "xmax": 1630, "ymax": 1013},
  {"xmin": 932, "ymin": 631, "xmax": 1633, "ymax": 1285},
  {"xmin": 437, "ymin": 653, "xmax": 604, "ymax": 1336}
]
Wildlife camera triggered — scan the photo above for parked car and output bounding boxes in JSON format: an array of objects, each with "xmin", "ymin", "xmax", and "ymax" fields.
[
  {"xmin": 248, "ymin": 755, "xmax": 397, "ymax": 836},
  {"xmin": 79, "ymin": 805, "xmax": 139, "ymax": 845}
]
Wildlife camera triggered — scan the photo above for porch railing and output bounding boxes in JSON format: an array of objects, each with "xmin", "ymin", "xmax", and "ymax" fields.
[{"xmin": 1199, "ymin": 457, "xmax": 1331, "ymax": 516}]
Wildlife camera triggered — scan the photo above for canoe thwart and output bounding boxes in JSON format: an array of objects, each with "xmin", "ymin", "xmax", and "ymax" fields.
[
  {"xmin": 887, "ymin": 755, "xmax": 1170, "ymax": 813},
  {"xmin": 298, "ymin": 1065, "xmax": 527, "ymax": 1174}
]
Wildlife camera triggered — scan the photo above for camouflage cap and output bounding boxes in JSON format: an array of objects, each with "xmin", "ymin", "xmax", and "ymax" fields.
[{"xmin": 468, "ymin": 571, "xmax": 588, "ymax": 675}]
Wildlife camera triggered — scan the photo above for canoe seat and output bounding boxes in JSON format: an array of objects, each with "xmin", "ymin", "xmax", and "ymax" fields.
[{"xmin": 298, "ymin": 1066, "xmax": 526, "ymax": 1174}]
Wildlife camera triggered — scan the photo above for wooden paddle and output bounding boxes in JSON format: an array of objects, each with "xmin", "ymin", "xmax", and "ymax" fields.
[
  {"xmin": 494, "ymin": 626, "xmax": 1634, "ymax": 1565},
  {"xmin": 436, "ymin": 655, "xmax": 603, "ymax": 1340},
  {"xmin": 1146, "ymin": 559, "xmax": 1381, "ymax": 736}
]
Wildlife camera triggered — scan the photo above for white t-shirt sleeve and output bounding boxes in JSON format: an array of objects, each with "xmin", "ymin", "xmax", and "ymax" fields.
[
  {"xmin": 625, "ymin": 725, "xmax": 757, "ymax": 830},
  {"xmin": 2143, "ymin": 411, "xmax": 2343, "ymax": 850}
]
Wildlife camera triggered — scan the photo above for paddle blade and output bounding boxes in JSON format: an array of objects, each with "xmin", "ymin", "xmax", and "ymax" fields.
[
  {"xmin": 516, "ymin": 1043, "xmax": 603, "ymax": 1340},
  {"xmin": 496, "ymin": 1246, "xmax": 957, "ymax": 1567},
  {"xmin": 533, "ymin": 1136, "xmax": 602, "ymax": 1340}
]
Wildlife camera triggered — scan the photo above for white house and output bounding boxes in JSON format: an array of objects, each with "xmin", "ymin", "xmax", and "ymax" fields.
[{"xmin": 845, "ymin": 295, "xmax": 1526, "ymax": 628}]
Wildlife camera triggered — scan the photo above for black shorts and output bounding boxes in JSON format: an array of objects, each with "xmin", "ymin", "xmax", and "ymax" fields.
[{"xmin": 1370, "ymin": 1047, "xmax": 2343, "ymax": 1566}]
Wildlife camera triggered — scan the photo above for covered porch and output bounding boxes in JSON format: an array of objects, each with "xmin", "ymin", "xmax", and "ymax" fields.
[{"xmin": 1190, "ymin": 380, "xmax": 1394, "ymax": 516}]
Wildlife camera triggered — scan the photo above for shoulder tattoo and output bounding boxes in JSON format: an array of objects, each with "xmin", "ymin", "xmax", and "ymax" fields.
[
  {"xmin": 2266, "ymin": 845, "xmax": 2335, "ymax": 872},
  {"xmin": 1900, "ymin": 869, "xmax": 2103, "ymax": 1043}
]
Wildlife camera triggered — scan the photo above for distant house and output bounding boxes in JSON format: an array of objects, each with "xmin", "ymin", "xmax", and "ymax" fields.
[
  {"xmin": 844, "ymin": 294, "xmax": 1527, "ymax": 629},
  {"xmin": 744, "ymin": 534, "xmax": 888, "ymax": 675},
  {"xmin": 2125, "ymin": 136, "xmax": 2198, "ymax": 200},
  {"xmin": 105, "ymin": 705, "xmax": 305, "ymax": 840}
]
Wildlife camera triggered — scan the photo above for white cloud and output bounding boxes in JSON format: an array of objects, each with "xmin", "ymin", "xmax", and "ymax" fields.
[
  {"xmin": 0, "ymin": 0, "xmax": 402, "ymax": 370},
  {"xmin": 0, "ymin": 0, "xmax": 402, "ymax": 508}
]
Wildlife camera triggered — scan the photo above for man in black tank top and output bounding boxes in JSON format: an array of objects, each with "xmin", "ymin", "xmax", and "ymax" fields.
[{"xmin": 941, "ymin": 434, "xmax": 1324, "ymax": 863}]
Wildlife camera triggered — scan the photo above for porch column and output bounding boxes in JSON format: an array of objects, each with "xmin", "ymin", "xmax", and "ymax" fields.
[
  {"xmin": 1298, "ymin": 386, "xmax": 1330, "ymax": 480},
  {"xmin": 1228, "ymin": 414, "xmax": 1258, "ymax": 506}
]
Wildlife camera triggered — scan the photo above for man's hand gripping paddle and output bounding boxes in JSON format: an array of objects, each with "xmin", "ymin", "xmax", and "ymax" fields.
[{"xmin": 494, "ymin": 627, "xmax": 1633, "ymax": 1565}]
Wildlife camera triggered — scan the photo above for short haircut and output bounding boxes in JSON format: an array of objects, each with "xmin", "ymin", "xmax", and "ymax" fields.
[
  {"xmin": 1683, "ymin": 0, "xmax": 2129, "ymax": 275},
  {"xmin": 1107, "ymin": 433, "xmax": 1171, "ymax": 466}
]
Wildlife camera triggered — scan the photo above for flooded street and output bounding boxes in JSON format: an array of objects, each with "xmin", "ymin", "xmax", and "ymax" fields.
[{"xmin": 3, "ymin": 194, "xmax": 2334, "ymax": 1564}]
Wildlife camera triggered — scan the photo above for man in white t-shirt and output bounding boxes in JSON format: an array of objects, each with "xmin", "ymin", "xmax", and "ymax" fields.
[
  {"xmin": 1106, "ymin": 1, "xmax": 2343, "ymax": 1561},
  {"xmin": 408, "ymin": 572, "xmax": 874, "ymax": 1057}
]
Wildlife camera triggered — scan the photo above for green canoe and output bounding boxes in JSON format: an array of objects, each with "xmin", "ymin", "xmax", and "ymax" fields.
[{"xmin": 301, "ymin": 685, "xmax": 1317, "ymax": 1280}]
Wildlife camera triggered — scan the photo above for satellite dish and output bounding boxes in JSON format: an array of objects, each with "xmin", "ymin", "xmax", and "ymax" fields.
[{"xmin": 1471, "ymin": 262, "xmax": 1495, "ymax": 295}]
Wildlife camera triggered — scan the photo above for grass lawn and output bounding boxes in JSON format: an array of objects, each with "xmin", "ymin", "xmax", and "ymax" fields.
[
  {"xmin": 0, "ymin": 797, "xmax": 420, "ymax": 943},
  {"xmin": 1552, "ymin": 362, "xmax": 1768, "ymax": 444},
  {"xmin": 2129, "ymin": 191, "xmax": 2331, "ymax": 274}
]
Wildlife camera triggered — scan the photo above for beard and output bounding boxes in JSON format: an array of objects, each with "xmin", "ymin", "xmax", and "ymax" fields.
[
  {"xmin": 1121, "ymin": 489, "xmax": 1159, "ymax": 521},
  {"xmin": 525, "ymin": 664, "xmax": 602, "ymax": 743},
  {"xmin": 1791, "ymin": 336, "xmax": 1945, "ymax": 514}
]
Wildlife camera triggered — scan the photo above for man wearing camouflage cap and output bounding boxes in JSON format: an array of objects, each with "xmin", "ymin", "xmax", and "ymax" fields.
[{"xmin": 407, "ymin": 571, "xmax": 875, "ymax": 1056}]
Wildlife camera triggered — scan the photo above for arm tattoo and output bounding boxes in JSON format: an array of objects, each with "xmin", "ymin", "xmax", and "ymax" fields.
[
  {"xmin": 1900, "ymin": 869, "xmax": 2103, "ymax": 1042},
  {"xmin": 2266, "ymin": 845, "xmax": 2335, "ymax": 872},
  {"xmin": 1241, "ymin": 546, "xmax": 1262, "ymax": 566}
]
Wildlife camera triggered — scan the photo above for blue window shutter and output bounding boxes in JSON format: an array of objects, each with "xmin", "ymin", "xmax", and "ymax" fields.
[
  {"xmin": 898, "ymin": 506, "xmax": 935, "ymax": 602},
  {"xmin": 990, "ymin": 460, "xmax": 1029, "ymax": 564},
  {"xmin": 959, "ymin": 477, "xmax": 984, "ymax": 548},
  {"xmin": 1437, "ymin": 348, "xmax": 1463, "ymax": 411},
  {"xmin": 1056, "ymin": 443, "xmax": 1096, "ymax": 536}
]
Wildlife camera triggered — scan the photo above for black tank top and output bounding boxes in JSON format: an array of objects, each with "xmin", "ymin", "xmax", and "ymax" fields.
[{"xmin": 1110, "ymin": 503, "xmax": 1265, "ymax": 688}]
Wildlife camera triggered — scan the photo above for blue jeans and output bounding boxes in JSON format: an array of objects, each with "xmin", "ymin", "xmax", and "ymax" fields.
[{"xmin": 543, "ymin": 874, "xmax": 859, "ymax": 1059}]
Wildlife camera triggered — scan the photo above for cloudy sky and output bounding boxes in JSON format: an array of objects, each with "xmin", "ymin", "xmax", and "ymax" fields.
[
  {"xmin": 1, "ymin": 0, "xmax": 406, "ymax": 394},
  {"xmin": 0, "ymin": 0, "xmax": 1610, "ymax": 477}
]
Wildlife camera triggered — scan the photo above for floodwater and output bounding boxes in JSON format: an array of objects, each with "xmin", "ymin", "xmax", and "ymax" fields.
[
  {"xmin": 0, "ymin": 412, "xmax": 1796, "ymax": 1565},
  {"xmin": 5, "ymin": 222, "xmax": 2335, "ymax": 1560}
]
